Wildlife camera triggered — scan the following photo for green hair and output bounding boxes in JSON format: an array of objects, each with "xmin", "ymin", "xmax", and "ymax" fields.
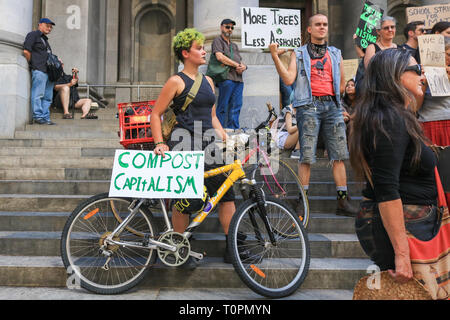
[{"xmin": 172, "ymin": 28, "xmax": 205, "ymax": 62}]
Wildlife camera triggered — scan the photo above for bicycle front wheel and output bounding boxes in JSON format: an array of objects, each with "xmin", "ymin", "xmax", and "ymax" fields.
[
  {"xmin": 253, "ymin": 158, "xmax": 310, "ymax": 228},
  {"xmin": 228, "ymin": 196, "xmax": 310, "ymax": 298},
  {"xmin": 61, "ymin": 193, "xmax": 159, "ymax": 295}
]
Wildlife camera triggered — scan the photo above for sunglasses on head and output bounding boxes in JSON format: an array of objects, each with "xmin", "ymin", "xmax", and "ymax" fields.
[
  {"xmin": 224, "ymin": 25, "xmax": 234, "ymax": 30},
  {"xmin": 404, "ymin": 64, "xmax": 422, "ymax": 76}
]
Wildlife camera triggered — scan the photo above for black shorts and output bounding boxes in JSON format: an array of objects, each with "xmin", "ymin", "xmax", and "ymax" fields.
[{"xmin": 167, "ymin": 134, "xmax": 235, "ymax": 204}]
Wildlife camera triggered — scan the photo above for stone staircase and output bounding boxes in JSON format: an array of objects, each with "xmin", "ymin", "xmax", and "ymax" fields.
[{"xmin": 0, "ymin": 103, "xmax": 372, "ymax": 293}]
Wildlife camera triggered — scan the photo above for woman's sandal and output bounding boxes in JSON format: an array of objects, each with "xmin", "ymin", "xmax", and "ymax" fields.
[
  {"xmin": 63, "ymin": 114, "xmax": 73, "ymax": 119},
  {"xmin": 81, "ymin": 112, "xmax": 98, "ymax": 119}
]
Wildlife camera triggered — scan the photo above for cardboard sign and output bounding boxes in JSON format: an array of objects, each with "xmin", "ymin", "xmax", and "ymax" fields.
[
  {"xmin": 418, "ymin": 34, "xmax": 446, "ymax": 67},
  {"xmin": 423, "ymin": 66, "xmax": 450, "ymax": 97},
  {"xmin": 406, "ymin": 4, "xmax": 450, "ymax": 29},
  {"xmin": 343, "ymin": 59, "xmax": 360, "ymax": 81},
  {"xmin": 109, "ymin": 150, "xmax": 205, "ymax": 199},
  {"xmin": 241, "ymin": 7, "xmax": 301, "ymax": 49},
  {"xmin": 355, "ymin": 1, "xmax": 384, "ymax": 50}
]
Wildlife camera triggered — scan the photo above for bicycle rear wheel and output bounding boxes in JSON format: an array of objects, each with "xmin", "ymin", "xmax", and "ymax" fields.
[
  {"xmin": 228, "ymin": 196, "xmax": 310, "ymax": 298},
  {"xmin": 252, "ymin": 158, "xmax": 310, "ymax": 228},
  {"xmin": 61, "ymin": 193, "xmax": 159, "ymax": 295}
]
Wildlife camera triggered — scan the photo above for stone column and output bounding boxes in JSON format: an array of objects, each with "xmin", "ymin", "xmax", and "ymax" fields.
[
  {"xmin": 42, "ymin": 0, "xmax": 106, "ymax": 85},
  {"xmin": 0, "ymin": 0, "xmax": 33, "ymax": 138},
  {"xmin": 193, "ymin": 0, "xmax": 280, "ymax": 129}
]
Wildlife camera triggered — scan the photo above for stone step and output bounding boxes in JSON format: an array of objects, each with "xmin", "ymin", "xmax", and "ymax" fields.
[
  {"xmin": 0, "ymin": 194, "xmax": 361, "ymax": 213},
  {"xmin": 0, "ymin": 255, "xmax": 371, "ymax": 290},
  {"xmin": 0, "ymin": 179, "xmax": 363, "ymax": 196},
  {"xmin": 15, "ymin": 130, "xmax": 118, "ymax": 139},
  {"xmin": 0, "ymin": 231, "xmax": 366, "ymax": 259},
  {"xmin": 0, "ymin": 156, "xmax": 113, "ymax": 168},
  {"xmin": 0, "ymin": 138, "xmax": 121, "ymax": 148},
  {"xmin": 0, "ymin": 211, "xmax": 356, "ymax": 234},
  {"xmin": 24, "ymin": 123, "xmax": 118, "ymax": 132}
]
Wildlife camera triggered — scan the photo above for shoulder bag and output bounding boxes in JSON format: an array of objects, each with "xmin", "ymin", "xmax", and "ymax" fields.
[
  {"xmin": 161, "ymin": 73, "xmax": 203, "ymax": 141},
  {"xmin": 206, "ymin": 44, "xmax": 233, "ymax": 84},
  {"xmin": 42, "ymin": 38, "xmax": 63, "ymax": 82}
]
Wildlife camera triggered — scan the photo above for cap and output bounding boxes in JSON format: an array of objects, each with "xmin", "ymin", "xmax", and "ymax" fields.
[
  {"xmin": 39, "ymin": 18, "xmax": 55, "ymax": 26},
  {"xmin": 221, "ymin": 19, "xmax": 236, "ymax": 26}
]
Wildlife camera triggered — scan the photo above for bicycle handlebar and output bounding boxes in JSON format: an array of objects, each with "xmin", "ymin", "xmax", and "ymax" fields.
[{"xmin": 254, "ymin": 103, "xmax": 277, "ymax": 131}]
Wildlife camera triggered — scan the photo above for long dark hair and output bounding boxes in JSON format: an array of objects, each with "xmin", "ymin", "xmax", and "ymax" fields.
[{"xmin": 349, "ymin": 48, "xmax": 425, "ymax": 186}]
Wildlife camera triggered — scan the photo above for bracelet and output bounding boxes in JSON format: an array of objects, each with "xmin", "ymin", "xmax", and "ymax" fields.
[{"xmin": 155, "ymin": 142, "xmax": 166, "ymax": 146}]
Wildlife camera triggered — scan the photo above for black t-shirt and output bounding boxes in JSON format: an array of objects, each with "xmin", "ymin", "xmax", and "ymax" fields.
[
  {"xmin": 362, "ymin": 115, "xmax": 437, "ymax": 205},
  {"xmin": 55, "ymin": 72, "xmax": 80, "ymax": 102},
  {"xmin": 23, "ymin": 30, "xmax": 51, "ymax": 73},
  {"xmin": 400, "ymin": 43, "xmax": 421, "ymax": 64}
]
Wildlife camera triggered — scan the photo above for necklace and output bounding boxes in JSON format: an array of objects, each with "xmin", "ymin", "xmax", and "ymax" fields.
[{"xmin": 377, "ymin": 40, "xmax": 394, "ymax": 50}]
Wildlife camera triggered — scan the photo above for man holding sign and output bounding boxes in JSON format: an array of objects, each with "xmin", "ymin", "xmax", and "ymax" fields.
[{"xmin": 270, "ymin": 14, "xmax": 358, "ymax": 217}]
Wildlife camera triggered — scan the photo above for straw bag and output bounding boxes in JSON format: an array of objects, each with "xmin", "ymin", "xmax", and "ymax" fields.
[{"xmin": 407, "ymin": 167, "xmax": 449, "ymax": 300}]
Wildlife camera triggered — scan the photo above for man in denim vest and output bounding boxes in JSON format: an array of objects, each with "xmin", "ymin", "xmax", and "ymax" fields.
[
  {"xmin": 23, "ymin": 18, "xmax": 56, "ymax": 125},
  {"xmin": 270, "ymin": 14, "xmax": 358, "ymax": 216}
]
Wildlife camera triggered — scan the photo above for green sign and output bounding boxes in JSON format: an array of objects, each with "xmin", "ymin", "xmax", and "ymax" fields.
[
  {"xmin": 109, "ymin": 150, "xmax": 205, "ymax": 199},
  {"xmin": 355, "ymin": 1, "xmax": 384, "ymax": 49}
]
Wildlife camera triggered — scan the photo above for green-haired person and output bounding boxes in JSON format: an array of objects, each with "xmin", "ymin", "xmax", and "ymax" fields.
[{"xmin": 150, "ymin": 28, "xmax": 238, "ymax": 267}]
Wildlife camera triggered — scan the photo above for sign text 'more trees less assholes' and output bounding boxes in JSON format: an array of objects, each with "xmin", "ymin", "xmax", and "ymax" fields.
[{"xmin": 241, "ymin": 7, "xmax": 301, "ymax": 49}]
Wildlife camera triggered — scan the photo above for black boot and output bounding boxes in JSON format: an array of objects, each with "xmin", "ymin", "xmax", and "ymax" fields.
[
  {"xmin": 336, "ymin": 197, "xmax": 359, "ymax": 217},
  {"xmin": 223, "ymin": 233, "xmax": 263, "ymax": 264}
]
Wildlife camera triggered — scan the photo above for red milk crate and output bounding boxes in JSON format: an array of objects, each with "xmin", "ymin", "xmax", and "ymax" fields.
[{"xmin": 118, "ymin": 100, "xmax": 156, "ymax": 150}]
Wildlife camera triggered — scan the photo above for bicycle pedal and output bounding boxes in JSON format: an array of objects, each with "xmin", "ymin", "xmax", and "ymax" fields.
[{"xmin": 189, "ymin": 251, "xmax": 204, "ymax": 260}]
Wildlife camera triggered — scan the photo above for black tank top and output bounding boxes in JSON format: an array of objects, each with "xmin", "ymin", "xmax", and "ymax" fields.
[{"xmin": 172, "ymin": 72, "xmax": 216, "ymax": 134}]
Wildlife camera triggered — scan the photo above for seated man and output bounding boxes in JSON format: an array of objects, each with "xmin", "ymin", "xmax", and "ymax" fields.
[{"xmin": 54, "ymin": 66, "xmax": 97, "ymax": 119}]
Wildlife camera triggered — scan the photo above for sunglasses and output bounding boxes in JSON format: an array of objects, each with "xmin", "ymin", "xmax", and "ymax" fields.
[
  {"xmin": 382, "ymin": 25, "xmax": 396, "ymax": 30},
  {"xmin": 404, "ymin": 64, "xmax": 422, "ymax": 76},
  {"xmin": 224, "ymin": 25, "xmax": 234, "ymax": 30}
]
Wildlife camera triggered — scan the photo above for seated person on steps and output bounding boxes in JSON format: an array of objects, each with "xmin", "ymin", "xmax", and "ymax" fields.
[
  {"xmin": 276, "ymin": 105, "xmax": 300, "ymax": 159},
  {"xmin": 53, "ymin": 65, "xmax": 98, "ymax": 119}
]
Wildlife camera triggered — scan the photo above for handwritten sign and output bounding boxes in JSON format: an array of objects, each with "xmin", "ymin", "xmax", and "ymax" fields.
[
  {"xmin": 418, "ymin": 35, "xmax": 446, "ymax": 67},
  {"xmin": 109, "ymin": 150, "xmax": 205, "ymax": 199},
  {"xmin": 343, "ymin": 59, "xmax": 360, "ymax": 81},
  {"xmin": 241, "ymin": 7, "xmax": 301, "ymax": 49},
  {"xmin": 355, "ymin": 1, "xmax": 384, "ymax": 50},
  {"xmin": 423, "ymin": 66, "xmax": 450, "ymax": 97},
  {"xmin": 406, "ymin": 4, "xmax": 450, "ymax": 29}
]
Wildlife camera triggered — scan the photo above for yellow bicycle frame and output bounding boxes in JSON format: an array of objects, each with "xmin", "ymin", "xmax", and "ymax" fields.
[{"xmin": 189, "ymin": 159, "xmax": 246, "ymax": 226}]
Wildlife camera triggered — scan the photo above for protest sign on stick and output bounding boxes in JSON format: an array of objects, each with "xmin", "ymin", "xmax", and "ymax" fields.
[
  {"xmin": 418, "ymin": 34, "xmax": 446, "ymax": 67},
  {"xmin": 406, "ymin": 4, "xmax": 450, "ymax": 30},
  {"xmin": 418, "ymin": 34, "xmax": 449, "ymax": 97},
  {"xmin": 241, "ymin": 7, "xmax": 301, "ymax": 49},
  {"xmin": 355, "ymin": 1, "xmax": 384, "ymax": 50},
  {"xmin": 109, "ymin": 150, "xmax": 205, "ymax": 199}
]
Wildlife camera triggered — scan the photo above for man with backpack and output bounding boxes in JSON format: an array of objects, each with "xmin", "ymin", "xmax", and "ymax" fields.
[{"xmin": 23, "ymin": 18, "xmax": 57, "ymax": 125}]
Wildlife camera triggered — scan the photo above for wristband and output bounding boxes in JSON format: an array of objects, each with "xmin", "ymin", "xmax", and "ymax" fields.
[{"xmin": 155, "ymin": 142, "xmax": 166, "ymax": 146}]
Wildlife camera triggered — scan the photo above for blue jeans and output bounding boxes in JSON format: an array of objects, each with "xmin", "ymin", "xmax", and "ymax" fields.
[
  {"xmin": 217, "ymin": 80, "xmax": 244, "ymax": 129},
  {"xmin": 279, "ymin": 77, "xmax": 294, "ymax": 108},
  {"xmin": 295, "ymin": 99, "xmax": 349, "ymax": 164},
  {"xmin": 31, "ymin": 70, "xmax": 54, "ymax": 121}
]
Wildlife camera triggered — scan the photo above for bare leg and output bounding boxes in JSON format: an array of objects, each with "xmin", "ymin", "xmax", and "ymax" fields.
[
  {"xmin": 172, "ymin": 208, "xmax": 189, "ymax": 233},
  {"xmin": 56, "ymin": 86, "xmax": 71, "ymax": 115},
  {"xmin": 75, "ymin": 98, "xmax": 92, "ymax": 118},
  {"xmin": 298, "ymin": 163, "xmax": 311, "ymax": 187},
  {"xmin": 332, "ymin": 160, "xmax": 347, "ymax": 187},
  {"xmin": 218, "ymin": 201, "xmax": 235, "ymax": 235}
]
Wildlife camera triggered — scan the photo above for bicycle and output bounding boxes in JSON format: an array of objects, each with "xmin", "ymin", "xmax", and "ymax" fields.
[
  {"xmin": 60, "ymin": 158, "xmax": 310, "ymax": 298},
  {"xmin": 226, "ymin": 103, "xmax": 310, "ymax": 229}
]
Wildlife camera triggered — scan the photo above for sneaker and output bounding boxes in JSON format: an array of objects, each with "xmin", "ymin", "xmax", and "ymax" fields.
[
  {"xmin": 224, "ymin": 233, "xmax": 263, "ymax": 264},
  {"xmin": 336, "ymin": 198, "xmax": 359, "ymax": 217},
  {"xmin": 46, "ymin": 120, "xmax": 56, "ymax": 125},
  {"xmin": 290, "ymin": 149, "xmax": 300, "ymax": 159}
]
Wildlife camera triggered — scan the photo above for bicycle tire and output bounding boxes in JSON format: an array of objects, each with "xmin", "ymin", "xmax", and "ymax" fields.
[
  {"xmin": 61, "ymin": 193, "xmax": 159, "ymax": 295},
  {"xmin": 252, "ymin": 158, "xmax": 310, "ymax": 228},
  {"xmin": 228, "ymin": 196, "xmax": 310, "ymax": 298}
]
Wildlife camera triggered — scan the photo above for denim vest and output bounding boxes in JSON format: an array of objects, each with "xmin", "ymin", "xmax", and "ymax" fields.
[{"xmin": 292, "ymin": 45, "xmax": 342, "ymax": 108}]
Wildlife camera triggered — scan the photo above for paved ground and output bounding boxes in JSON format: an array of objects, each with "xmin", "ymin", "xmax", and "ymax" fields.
[{"xmin": 0, "ymin": 286, "xmax": 353, "ymax": 300}]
